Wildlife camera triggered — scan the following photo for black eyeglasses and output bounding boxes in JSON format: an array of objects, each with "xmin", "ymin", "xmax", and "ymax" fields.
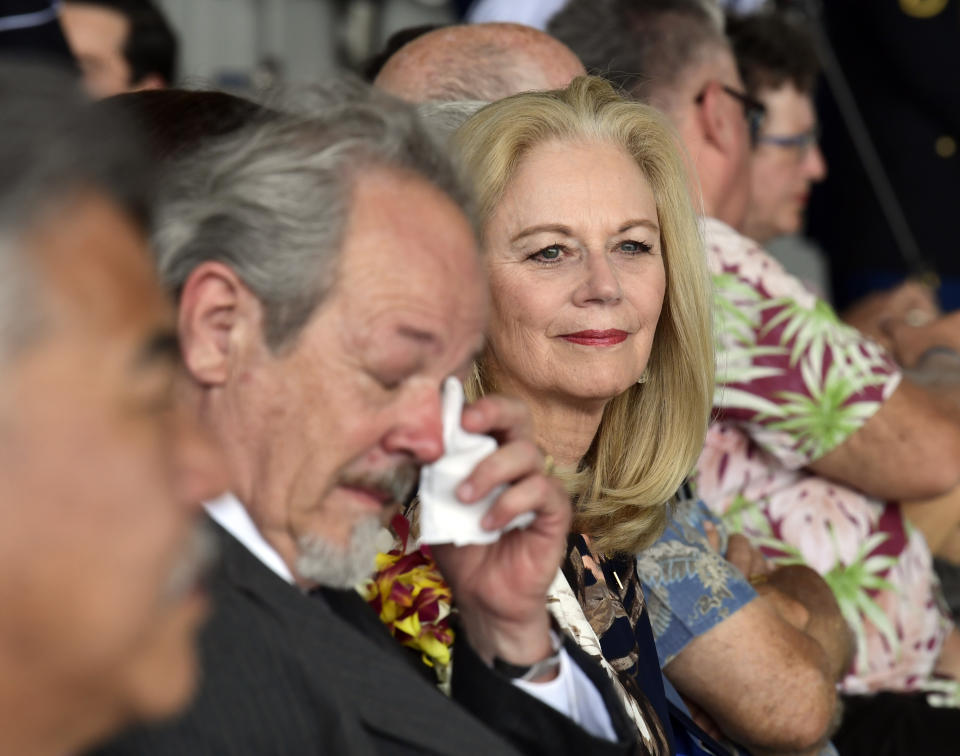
[{"xmin": 695, "ymin": 84, "xmax": 767, "ymax": 144}]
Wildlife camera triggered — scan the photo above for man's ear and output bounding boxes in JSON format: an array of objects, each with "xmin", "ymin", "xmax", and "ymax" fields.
[
  {"xmin": 177, "ymin": 262, "xmax": 260, "ymax": 386},
  {"xmin": 698, "ymin": 82, "xmax": 738, "ymax": 157}
]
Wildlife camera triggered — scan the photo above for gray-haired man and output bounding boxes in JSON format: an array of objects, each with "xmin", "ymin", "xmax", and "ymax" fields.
[{"xmin": 91, "ymin": 83, "xmax": 645, "ymax": 755}]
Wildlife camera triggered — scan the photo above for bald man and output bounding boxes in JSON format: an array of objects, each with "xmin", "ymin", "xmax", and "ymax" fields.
[{"xmin": 374, "ymin": 22, "xmax": 584, "ymax": 103}]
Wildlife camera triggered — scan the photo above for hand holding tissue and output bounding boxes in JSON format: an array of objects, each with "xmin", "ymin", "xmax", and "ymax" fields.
[{"xmin": 418, "ymin": 377, "xmax": 535, "ymax": 546}]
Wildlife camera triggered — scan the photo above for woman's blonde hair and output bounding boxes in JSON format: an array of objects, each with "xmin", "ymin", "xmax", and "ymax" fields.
[{"xmin": 454, "ymin": 76, "xmax": 714, "ymax": 555}]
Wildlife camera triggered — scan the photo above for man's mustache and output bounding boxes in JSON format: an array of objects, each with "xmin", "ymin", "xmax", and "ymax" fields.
[{"xmin": 338, "ymin": 463, "xmax": 420, "ymax": 508}]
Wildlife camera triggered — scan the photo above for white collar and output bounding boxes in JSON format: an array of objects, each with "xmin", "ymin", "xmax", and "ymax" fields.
[{"xmin": 204, "ymin": 492, "xmax": 296, "ymax": 585}]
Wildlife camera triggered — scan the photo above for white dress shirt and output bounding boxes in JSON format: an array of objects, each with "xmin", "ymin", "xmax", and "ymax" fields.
[{"xmin": 205, "ymin": 493, "xmax": 618, "ymax": 741}]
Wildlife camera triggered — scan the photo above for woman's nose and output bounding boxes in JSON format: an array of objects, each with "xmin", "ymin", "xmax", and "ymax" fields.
[{"xmin": 574, "ymin": 252, "xmax": 622, "ymax": 305}]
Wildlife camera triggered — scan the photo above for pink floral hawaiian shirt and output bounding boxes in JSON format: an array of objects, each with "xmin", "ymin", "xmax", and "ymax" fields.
[{"xmin": 696, "ymin": 218, "xmax": 953, "ymax": 695}]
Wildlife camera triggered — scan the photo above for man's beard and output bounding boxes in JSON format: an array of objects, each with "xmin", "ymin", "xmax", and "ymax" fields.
[
  {"xmin": 295, "ymin": 516, "xmax": 385, "ymax": 589},
  {"xmin": 295, "ymin": 462, "xmax": 419, "ymax": 589}
]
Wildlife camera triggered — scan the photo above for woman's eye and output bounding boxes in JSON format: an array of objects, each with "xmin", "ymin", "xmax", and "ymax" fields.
[
  {"xmin": 531, "ymin": 244, "xmax": 564, "ymax": 262},
  {"xmin": 619, "ymin": 239, "xmax": 653, "ymax": 254}
]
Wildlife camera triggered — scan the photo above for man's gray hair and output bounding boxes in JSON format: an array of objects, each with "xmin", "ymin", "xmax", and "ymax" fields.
[
  {"xmin": 153, "ymin": 79, "xmax": 472, "ymax": 351},
  {"xmin": 549, "ymin": 0, "xmax": 727, "ymax": 111},
  {"xmin": 0, "ymin": 62, "xmax": 152, "ymax": 363},
  {"xmin": 417, "ymin": 100, "xmax": 487, "ymax": 145}
]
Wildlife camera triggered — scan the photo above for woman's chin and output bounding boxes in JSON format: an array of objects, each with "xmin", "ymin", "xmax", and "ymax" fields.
[{"xmin": 554, "ymin": 380, "xmax": 636, "ymax": 406}]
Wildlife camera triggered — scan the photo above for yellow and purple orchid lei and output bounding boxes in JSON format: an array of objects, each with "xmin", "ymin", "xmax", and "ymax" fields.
[{"xmin": 363, "ymin": 514, "xmax": 455, "ymax": 688}]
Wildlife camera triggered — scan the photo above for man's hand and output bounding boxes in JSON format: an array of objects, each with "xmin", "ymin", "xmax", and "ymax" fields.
[
  {"xmin": 934, "ymin": 625, "xmax": 960, "ymax": 681},
  {"xmin": 430, "ymin": 394, "xmax": 571, "ymax": 668},
  {"xmin": 886, "ymin": 310, "xmax": 960, "ymax": 369},
  {"xmin": 707, "ymin": 523, "xmax": 849, "ymax": 677},
  {"xmin": 765, "ymin": 565, "xmax": 853, "ymax": 682},
  {"xmin": 722, "ymin": 530, "xmax": 772, "ymax": 581},
  {"xmin": 841, "ymin": 280, "xmax": 940, "ymax": 352},
  {"xmin": 708, "ymin": 525, "xmax": 811, "ymax": 633}
]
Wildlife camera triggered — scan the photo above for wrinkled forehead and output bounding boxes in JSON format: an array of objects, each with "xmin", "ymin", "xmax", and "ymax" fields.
[{"xmin": 335, "ymin": 169, "xmax": 488, "ymax": 342}]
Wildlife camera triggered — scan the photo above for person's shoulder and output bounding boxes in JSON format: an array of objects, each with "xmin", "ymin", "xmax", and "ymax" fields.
[
  {"xmin": 86, "ymin": 591, "xmax": 368, "ymax": 755},
  {"xmin": 703, "ymin": 218, "xmax": 820, "ymax": 305},
  {"xmin": 701, "ymin": 217, "xmax": 758, "ymax": 258}
]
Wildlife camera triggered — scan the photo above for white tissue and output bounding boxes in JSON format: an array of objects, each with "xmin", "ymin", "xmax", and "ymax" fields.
[{"xmin": 418, "ymin": 377, "xmax": 535, "ymax": 546}]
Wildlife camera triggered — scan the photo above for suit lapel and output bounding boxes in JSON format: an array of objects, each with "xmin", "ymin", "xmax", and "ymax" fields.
[{"xmin": 210, "ymin": 519, "xmax": 520, "ymax": 756}]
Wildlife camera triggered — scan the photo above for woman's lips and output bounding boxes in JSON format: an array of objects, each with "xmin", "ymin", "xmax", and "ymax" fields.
[{"xmin": 560, "ymin": 329, "xmax": 628, "ymax": 346}]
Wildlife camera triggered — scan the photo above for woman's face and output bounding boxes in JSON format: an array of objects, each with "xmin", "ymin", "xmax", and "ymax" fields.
[{"xmin": 483, "ymin": 139, "xmax": 666, "ymax": 406}]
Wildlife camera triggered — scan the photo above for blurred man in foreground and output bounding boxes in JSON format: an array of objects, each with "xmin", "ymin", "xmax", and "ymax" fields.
[{"xmin": 0, "ymin": 63, "xmax": 223, "ymax": 756}]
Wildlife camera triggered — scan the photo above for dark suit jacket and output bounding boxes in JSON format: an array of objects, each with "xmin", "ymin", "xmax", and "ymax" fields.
[{"xmin": 89, "ymin": 518, "xmax": 646, "ymax": 756}]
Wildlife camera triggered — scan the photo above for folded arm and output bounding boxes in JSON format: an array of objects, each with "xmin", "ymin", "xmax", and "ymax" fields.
[
  {"xmin": 807, "ymin": 379, "xmax": 960, "ymax": 501},
  {"xmin": 662, "ymin": 533, "xmax": 845, "ymax": 755},
  {"xmin": 664, "ymin": 586, "xmax": 838, "ymax": 755}
]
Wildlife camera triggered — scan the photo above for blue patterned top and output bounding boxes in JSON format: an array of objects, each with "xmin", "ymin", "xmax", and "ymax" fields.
[
  {"xmin": 637, "ymin": 497, "xmax": 840, "ymax": 756},
  {"xmin": 636, "ymin": 497, "xmax": 757, "ymax": 667}
]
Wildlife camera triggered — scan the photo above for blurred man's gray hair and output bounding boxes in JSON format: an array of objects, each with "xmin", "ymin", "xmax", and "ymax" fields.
[
  {"xmin": 0, "ymin": 62, "xmax": 151, "ymax": 362},
  {"xmin": 549, "ymin": 0, "xmax": 727, "ymax": 114},
  {"xmin": 153, "ymin": 79, "xmax": 472, "ymax": 351},
  {"xmin": 417, "ymin": 100, "xmax": 487, "ymax": 145}
]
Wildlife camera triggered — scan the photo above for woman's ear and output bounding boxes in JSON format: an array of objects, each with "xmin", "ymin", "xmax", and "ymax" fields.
[{"xmin": 177, "ymin": 261, "xmax": 258, "ymax": 386}]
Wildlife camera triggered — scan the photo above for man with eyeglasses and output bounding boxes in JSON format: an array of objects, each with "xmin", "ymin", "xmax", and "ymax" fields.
[
  {"xmin": 694, "ymin": 82, "xmax": 768, "ymax": 148},
  {"xmin": 553, "ymin": 2, "xmax": 960, "ymax": 755},
  {"xmin": 728, "ymin": 13, "xmax": 826, "ymax": 246},
  {"xmin": 729, "ymin": 11, "xmax": 953, "ymax": 372}
]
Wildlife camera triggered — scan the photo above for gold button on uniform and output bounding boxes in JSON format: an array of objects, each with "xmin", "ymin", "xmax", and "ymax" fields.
[
  {"xmin": 899, "ymin": 0, "xmax": 948, "ymax": 18},
  {"xmin": 935, "ymin": 135, "xmax": 956, "ymax": 158}
]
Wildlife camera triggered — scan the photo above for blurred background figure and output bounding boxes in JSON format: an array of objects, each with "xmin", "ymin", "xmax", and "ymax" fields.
[
  {"xmin": 360, "ymin": 22, "xmax": 440, "ymax": 81},
  {"xmin": 730, "ymin": 12, "xmax": 827, "ymax": 246},
  {"xmin": 728, "ymin": 10, "xmax": 831, "ymax": 298},
  {"xmin": 0, "ymin": 62, "xmax": 224, "ymax": 756},
  {"xmin": 805, "ymin": 0, "xmax": 960, "ymax": 311},
  {"xmin": 374, "ymin": 22, "xmax": 583, "ymax": 102},
  {"xmin": 59, "ymin": 0, "xmax": 178, "ymax": 97},
  {"xmin": 465, "ymin": 0, "xmax": 564, "ymax": 27}
]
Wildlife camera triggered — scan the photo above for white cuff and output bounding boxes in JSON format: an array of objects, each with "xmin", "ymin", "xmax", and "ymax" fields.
[{"xmin": 512, "ymin": 647, "xmax": 618, "ymax": 741}]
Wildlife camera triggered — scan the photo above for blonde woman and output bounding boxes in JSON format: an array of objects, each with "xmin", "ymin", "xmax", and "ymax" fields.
[{"xmin": 454, "ymin": 76, "xmax": 714, "ymax": 754}]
